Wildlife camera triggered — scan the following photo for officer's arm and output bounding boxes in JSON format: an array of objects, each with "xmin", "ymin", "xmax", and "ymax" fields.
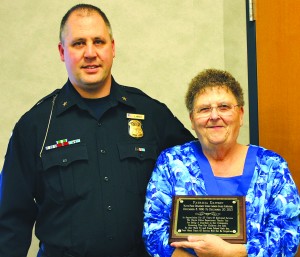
[{"xmin": 0, "ymin": 122, "xmax": 38, "ymax": 256}]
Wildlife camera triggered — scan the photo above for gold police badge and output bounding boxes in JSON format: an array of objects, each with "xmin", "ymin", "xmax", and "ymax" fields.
[{"xmin": 128, "ymin": 120, "xmax": 143, "ymax": 138}]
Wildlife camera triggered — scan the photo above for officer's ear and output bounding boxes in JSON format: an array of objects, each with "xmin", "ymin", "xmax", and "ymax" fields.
[{"xmin": 58, "ymin": 42, "xmax": 65, "ymax": 62}]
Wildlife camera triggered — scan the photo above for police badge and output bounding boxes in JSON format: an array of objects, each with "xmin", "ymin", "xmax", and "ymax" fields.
[{"xmin": 128, "ymin": 120, "xmax": 143, "ymax": 138}]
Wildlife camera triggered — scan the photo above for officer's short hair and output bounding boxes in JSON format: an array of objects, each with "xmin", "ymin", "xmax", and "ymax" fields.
[{"xmin": 59, "ymin": 4, "xmax": 113, "ymax": 43}]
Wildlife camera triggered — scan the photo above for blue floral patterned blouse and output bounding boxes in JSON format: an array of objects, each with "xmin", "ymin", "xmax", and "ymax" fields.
[{"xmin": 143, "ymin": 141, "xmax": 300, "ymax": 257}]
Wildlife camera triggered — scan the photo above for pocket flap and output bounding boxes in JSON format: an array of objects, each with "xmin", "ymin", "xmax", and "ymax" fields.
[{"xmin": 42, "ymin": 144, "xmax": 88, "ymax": 170}]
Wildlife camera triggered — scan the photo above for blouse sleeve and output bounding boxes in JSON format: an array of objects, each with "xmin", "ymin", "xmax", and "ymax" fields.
[
  {"xmin": 143, "ymin": 151, "xmax": 176, "ymax": 257},
  {"xmin": 246, "ymin": 152, "xmax": 300, "ymax": 257}
]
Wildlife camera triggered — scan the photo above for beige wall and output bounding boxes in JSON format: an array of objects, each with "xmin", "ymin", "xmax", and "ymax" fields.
[{"xmin": 0, "ymin": 1, "xmax": 248, "ymax": 256}]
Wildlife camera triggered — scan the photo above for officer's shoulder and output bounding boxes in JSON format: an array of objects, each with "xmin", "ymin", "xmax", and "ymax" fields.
[
  {"xmin": 16, "ymin": 89, "xmax": 61, "ymax": 127},
  {"xmin": 122, "ymin": 85, "xmax": 164, "ymax": 105},
  {"xmin": 31, "ymin": 89, "xmax": 61, "ymax": 109},
  {"xmin": 122, "ymin": 85, "xmax": 148, "ymax": 96}
]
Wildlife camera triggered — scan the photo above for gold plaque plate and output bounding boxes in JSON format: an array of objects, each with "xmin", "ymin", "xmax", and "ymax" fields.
[{"xmin": 169, "ymin": 196, "xmax": 246, "ymax": 244}]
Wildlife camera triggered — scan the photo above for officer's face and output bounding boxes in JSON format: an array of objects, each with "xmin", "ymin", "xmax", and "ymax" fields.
[{"xmin": 58, "ymin": 10, "xmax": 115, "ymax": 97}]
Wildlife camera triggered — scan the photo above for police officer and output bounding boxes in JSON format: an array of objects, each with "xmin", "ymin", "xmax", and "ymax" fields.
[{"xmin": 0, "ymin": 4, "xmax": 194, "ymax": 257}]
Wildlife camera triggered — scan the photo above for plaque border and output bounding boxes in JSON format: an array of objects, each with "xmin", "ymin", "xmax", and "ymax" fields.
[{"xmin": 169, "ymin": 196, "xmax": 246, "ymax": 244}]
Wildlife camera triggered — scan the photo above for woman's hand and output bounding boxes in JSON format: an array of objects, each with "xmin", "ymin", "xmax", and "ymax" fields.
[{"xmin": 170, "ymin": 235, "xmax": 247, "ymax": 257}]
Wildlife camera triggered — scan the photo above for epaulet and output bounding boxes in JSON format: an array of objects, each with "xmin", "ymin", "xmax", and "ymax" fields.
[
  {"xmin": 122, "ymin": 85, "xmax": 165, "ymax": 105},
  {"xmin": 34, "ymin": 89, "xmax": 61, "ymax": 107},
  {"xmin": 122, "ymin": 85, "xmax": 149, "ymax": 97}
]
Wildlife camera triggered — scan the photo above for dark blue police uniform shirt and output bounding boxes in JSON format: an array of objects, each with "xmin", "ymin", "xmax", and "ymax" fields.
[{"xmin": 0, "ymin": 78, "xmax": 194, "ymax": 256}]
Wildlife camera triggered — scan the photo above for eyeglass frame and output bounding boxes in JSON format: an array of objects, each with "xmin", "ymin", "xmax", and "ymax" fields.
[{"xmin": 192, "ymin": 104, "xmax": 240, "ymax": 118}]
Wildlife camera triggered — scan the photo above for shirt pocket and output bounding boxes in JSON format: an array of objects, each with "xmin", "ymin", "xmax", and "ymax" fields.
[
  {"xmin": 41, "ymin": 144, "xmax": 90, "ymax": 204},
  {"xmin": 117, "ymin": 142, "xmax": 158, "ymax": 195}
]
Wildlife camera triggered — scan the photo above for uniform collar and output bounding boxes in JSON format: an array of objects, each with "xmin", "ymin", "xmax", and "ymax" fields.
[
  {"xmin": 110, "ymin": 77, "xmax": 136, "ymax": 108},
  {"xmin": 55, "ymin": 77, "xmax": 136, "ymax": 116}
]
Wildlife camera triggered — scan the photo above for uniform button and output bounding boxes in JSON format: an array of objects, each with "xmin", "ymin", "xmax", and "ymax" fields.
[
  {"xmin": 100, "ymin": 149, "xmax": 106, "ymax": 154},
  {"xmin": 62, "ymin": 158, "xmax": 68, "ymax": 163},
  {"xmin": 107, "ymin": 206, "xmax": 112, "ymax": 211},
  {"xmin": 104, "ymin": 176, "xmax": 109, "ymax": 181},
  {"xmin": 97, "ymin": 122, "xmax": 102, "ymax": 126}
]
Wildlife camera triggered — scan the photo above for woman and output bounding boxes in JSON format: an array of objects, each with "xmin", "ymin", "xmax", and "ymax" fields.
[{"xmin": 143, "ymin": 69, "xmax": 300, "ymax": 257}]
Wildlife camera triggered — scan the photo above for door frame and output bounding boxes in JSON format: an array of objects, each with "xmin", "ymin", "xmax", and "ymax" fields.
[{"xmin": 246, "ymin": 0, "xmax": 259, "ymax": 145}]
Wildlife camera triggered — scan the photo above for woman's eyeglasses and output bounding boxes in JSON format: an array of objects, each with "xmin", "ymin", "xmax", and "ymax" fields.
[{"xmin": 193, "ymin": 104, "xmax": 239, "ymax": 118}]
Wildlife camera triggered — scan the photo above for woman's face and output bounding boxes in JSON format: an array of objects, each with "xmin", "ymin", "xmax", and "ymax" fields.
[{"xmin": 190, "ymin": 86, "xmax": 244, "ymax": 149}]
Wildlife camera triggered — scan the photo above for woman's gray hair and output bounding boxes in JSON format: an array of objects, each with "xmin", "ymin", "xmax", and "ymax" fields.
[{"xmin": 185, "ymin": 68, "xmax": 244, "ymax": 113}]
